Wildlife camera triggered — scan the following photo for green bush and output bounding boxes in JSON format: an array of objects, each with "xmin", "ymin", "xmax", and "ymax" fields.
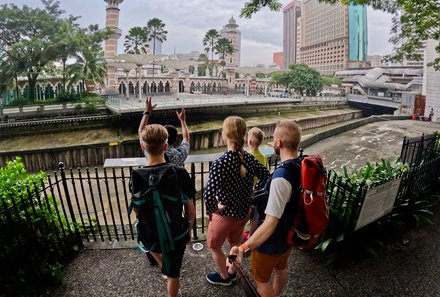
[
  {"xmin": 0, "ymin": 157, "xmax": 78, "ymax": 296},
  {"xmin": 56, "ymin": 91, "xmax": 81, "ymax": 103},
  {"xmin": 84, "ymin": 102, "xmax": 98, "ymax": 113},
  {"xmin": 317, "ymin": 158, "xmax": 410, "ymax": 254},
  {"xmin": 7, "ymin": 97, "xmax": 31, "ymax": 107}
]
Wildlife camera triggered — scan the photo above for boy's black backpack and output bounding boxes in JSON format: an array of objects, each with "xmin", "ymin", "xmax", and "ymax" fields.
[{"xmin": 129, "ymin": 164, "xmax": 190, "ymax": 256}]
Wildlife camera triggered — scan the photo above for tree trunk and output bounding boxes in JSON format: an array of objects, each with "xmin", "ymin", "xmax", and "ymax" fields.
[
  {"xmin": 27, "ymin": 73, "xmax": 38, "ymax": 101},
  {"xmin": 62, "ymin": 59, "xmax": 67, "ymax": 92}
]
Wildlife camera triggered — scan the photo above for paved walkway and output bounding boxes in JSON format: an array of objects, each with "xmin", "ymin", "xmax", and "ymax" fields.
[
  {"xmin": 46, "ymin": 201, "xmax": 440, "ymax": 297},
  {"xmin": 46, "ymin": 119, "xmax": 440, "ymax": 297}
]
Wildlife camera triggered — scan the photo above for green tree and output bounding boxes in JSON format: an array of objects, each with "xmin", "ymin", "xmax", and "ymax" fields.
[
  {"xmin": 203, "ymin": 29, "xmax": 220, "ymax": 64},
  {"xmin": 240, "ymin": 0, "xmax": 282, "ymax": 19},
  {"xmin": 269, "ymin": 72, "xmax": 290, "ymax": 89},
  {"xmin": 146, "ymin": 18, "xmax": 167, "ymax": 54},
  {"xmin": 52, "ymin": 19, "xmax": 83, "ymax": 91},
  {"xmin": 197, "ymin": 53, "xmax": 208, "ymax": 76},
  {"xmin": 241, "ymin": 0, "xmax": 440, "ymax": 70},
  {"xmin": 0, "ymin": 1, "xmax": 64, "ymax": 101},
  {"xmin": 286, "ymin": 64, "xmax": 323, "ymax": 96},
  {"xmin": 124, "ymin": 26, "xmax": 149, "ymax": 54},
  {"xmin": 70, "ymin": 25, "xmax": 110, "ymax": 91},
  {"xmin": 214, "ymin": 37, "xmax": 234, "ymax": 67},
  {"xmin": 321, "ymin": 76, "xmax": 342, "ymax": 86}
]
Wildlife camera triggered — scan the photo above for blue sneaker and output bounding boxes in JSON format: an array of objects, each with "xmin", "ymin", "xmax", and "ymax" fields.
[
  {"xmin": 229, "ymin": 271, "xmax": 238, "ymax": 282},
  {"xmin": 206, "ymin": 272, "xmax": 232, "ymax": 286}
]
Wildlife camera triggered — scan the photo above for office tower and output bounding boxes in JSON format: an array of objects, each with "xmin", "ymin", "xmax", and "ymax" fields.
[
  {"xmin": 220, "ymin": 16, "xmax": 241, "ymax": 67},
  {"xmin": 283, "ymin": 1, "xmax": 301, "ymax": 69},
  {"xmin": 300, "ymin": 0, "xmax": 368, "ymax": 75},
  {"xmin": 273, "ymin": 52, "xmax": 284, "ymax": 67},
  {"xmin": 422, "ymin": 40, "xmax": 440, "ymax": 117},
  {"xmin": 148, "ymin": 39, "xmax": 162, "ymax": 55}
]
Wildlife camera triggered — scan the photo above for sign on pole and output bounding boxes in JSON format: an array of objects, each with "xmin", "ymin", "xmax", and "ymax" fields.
[{"xmin": 355, "ymin": 178, "xmax": 402, "ymax": 231}]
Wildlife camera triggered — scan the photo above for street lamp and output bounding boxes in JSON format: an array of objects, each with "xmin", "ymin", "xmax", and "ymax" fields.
[
  {"xmin": 116, "ymin": 54, "xmax": 165, "ymax": 100},
  {"xmin": 159, "ymin": 59, "xmax": 203, "ymax": 104}
]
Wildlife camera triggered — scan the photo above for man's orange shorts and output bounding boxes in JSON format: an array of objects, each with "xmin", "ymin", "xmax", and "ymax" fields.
[{"xmin": 250, "ymin": 248, "xmax": 291, "ymax": 283}]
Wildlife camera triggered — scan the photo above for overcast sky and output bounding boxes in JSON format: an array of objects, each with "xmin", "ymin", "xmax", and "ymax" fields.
[{"xmin": 1, "ymin": 0, "xmax": 394, "ymax": 66}]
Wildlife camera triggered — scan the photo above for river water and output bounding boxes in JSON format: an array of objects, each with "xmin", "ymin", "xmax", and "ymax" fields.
[{"xmin": 0, "ymin": 107, "xmax": 360, "ymax": 153}]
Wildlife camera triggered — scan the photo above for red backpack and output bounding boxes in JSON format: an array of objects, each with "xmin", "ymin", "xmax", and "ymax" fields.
[{"xmin": 287, "ymin": 155, "xmax": 329, "ymax": 249}]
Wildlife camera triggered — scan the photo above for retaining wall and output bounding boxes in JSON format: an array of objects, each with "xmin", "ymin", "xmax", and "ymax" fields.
[{"xmin": 0, "ymin": 111, "xmax": 364, "ymax": 171}]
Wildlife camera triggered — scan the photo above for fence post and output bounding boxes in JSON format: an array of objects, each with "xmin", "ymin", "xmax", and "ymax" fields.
[{"xmin": 59, "ymin": 162, "xmax": 83, "ymax": 247}]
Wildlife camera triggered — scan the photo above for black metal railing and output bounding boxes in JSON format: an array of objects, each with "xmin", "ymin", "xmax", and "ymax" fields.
[
  {"xmin": 400, "ymin": 132, "xmax": 440, "ymax": 166},
  {"xmin": 2, "ymin": 135, "xmax": 440, "ymax": 285}
]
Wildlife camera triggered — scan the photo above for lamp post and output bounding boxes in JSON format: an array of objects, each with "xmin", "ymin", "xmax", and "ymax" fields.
[
  {"xmin": 116, "ymin": 54, "xmax": 164, "ymax": 101},
  {"xmin": 159, "ymin": 59, "xmax": 203, "ymax": 105}
]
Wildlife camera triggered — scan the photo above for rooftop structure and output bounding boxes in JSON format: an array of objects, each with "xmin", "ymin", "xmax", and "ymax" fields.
[{"xmin": 336, "ymin": 67, "xmax": 423, "ymax": 99}]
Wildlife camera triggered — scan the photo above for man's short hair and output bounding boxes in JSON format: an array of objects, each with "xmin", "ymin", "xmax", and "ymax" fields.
[
  {"xmin": 248, "ymin": 127, "xmax": 264, "ymax": 147},
  {"xmin": 164, "ymin": 125, "xmax": 178, "ymax": 145},
  {"xmin": 141, "ymin": 124, "xmax": 168, "ymax": 155},
  {"xmin": 276, "ymin": 120, "xmax": 301, "ymax": 150}
]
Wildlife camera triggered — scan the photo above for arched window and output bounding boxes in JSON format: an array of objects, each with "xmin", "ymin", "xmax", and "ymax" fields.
[
  {"xmin": 165, "ymin": 81, "xmax": 170, "ymax": 92},
  {"xmin": 179, "ymin": 81, "xmax": 184, "ymax": 93},
  {"xmin": 158, "ymin": 81, "xmax": 164, "ymax": 92}
]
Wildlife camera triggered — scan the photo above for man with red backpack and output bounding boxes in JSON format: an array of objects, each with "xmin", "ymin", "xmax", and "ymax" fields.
[{"xmin": 229, "ymin": 120, "xmax": 302, "ymax": 297}]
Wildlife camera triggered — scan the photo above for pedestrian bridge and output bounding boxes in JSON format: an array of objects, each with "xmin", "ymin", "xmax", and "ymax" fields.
[{"xmin": 347, "ymin": 94, "xmax": 402, "ymax": 109}]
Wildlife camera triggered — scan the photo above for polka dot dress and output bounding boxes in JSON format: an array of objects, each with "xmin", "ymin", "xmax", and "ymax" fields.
[{"xmin": 204, "ymin": 150, "xmax": 270, "ymax": 219}]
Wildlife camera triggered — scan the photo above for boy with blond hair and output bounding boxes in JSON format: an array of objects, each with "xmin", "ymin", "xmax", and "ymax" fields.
[
  {"xmin": 247, "ymin": 127, "xmax": 269, "ymax": 170},
  {"xmin": 245, "ymin": 127, "xmax": 270, "ymax": 239}
]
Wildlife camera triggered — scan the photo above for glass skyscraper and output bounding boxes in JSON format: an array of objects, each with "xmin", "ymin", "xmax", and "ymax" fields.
[{"xmin": 348, "ymin": 4, "xmax": 368, "ymax": 62}]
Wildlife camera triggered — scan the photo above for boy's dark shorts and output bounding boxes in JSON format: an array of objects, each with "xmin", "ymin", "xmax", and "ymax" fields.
[
  {"xmin": 161, "ymin": 245, "xmax": 186, "ymax": 278},
  {"xmin": 149, "ymin": 237, "xmax": 187, "ymax": 278}
]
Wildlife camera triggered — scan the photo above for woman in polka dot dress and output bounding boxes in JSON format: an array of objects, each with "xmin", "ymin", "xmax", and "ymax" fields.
[{"xmin": 204, "ymin": 116, "xmax": 270, "ymax": 286}]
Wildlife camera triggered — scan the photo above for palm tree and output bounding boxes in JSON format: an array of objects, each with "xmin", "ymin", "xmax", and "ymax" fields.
[
  {"xmin": 70, "ymin": 27, "xmax": 109, "ymax": 91},
  {"xmin": 146, "ymin": 18, "xmax": 167, "ymax": 85},
  {"xmin": 197, "ymin": 53, "xmax": 209, "ymax": 77},
  {"xmin": 53, "ymin": 20, "xmax": 82, "ymax": 91},
  {"xmin": 203, "ymin": 29, "xmax": 220, "ymax": 64},
  {"xmin": 124, "ymin": 26, "xmax": 149, "ymax": 54},
  {"xmin": 146, "ymin": 18, "xmax": 167, "ymax": 54},
  {"xmin": 214, "ymin": 37, "xmax": 234, "ymax": 67}
]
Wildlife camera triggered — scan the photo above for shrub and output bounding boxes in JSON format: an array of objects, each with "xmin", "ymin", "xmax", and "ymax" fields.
[
  {"xmin": 0, "ymin": 158, "xmax": 78, "ymax": 296},
  {"xmin": 84, "ymin": 102, "xmax": 98, "ymax": 113},
  {"xmin": 56, "ymin": 91, "xmax": 80, "ymax": 103},
  {"xmin": 7, "ymin": 97, "xmax": 31, "ymax": 107},
  {"xmin": 317, "ymin": 158, "xmax": 410, "ymax": 254}
]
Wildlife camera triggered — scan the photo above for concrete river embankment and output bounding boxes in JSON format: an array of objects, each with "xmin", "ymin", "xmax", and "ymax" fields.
[{"xmin": 0, "ymin": 108, "xmax": 362, "ymax": 171}]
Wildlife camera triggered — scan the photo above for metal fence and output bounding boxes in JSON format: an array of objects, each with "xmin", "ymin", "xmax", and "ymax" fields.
[
  {"xmin": 400, "ymin": 133, "xmax": 439, "ymax": 166},
  {"xmin": 1, "ymin": 134, "xmax": 440, "ymax": 287}
]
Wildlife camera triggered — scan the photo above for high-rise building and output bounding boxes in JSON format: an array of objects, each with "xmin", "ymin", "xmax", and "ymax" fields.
[
  {"xmin": 300, "ymin": 0, "xmax": 368, "ymax": 75},
  {"xmin": 148, "ymin": 39, "xmax": 162, "ymax": 55},
  {"xmin": 296, "ymin": 16, "xmax": 302, "ymax": 63},
  {"xmin": 220, "ymin": 16, "xmax": 241, "ymax": 67},
  {"xmin": 283, "ymin": 1, "xmax": 301, "ymax": 69},
  {"xmin": 273, "ymin": 52, "xmax": 284, "ymax": 67},
  {"xmin": 422, "ymin": 40, "xmax": 440, "ymax": 118}
]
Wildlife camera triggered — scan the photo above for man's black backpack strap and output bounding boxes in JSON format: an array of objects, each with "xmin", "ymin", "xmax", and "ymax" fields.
[{"xmin": 129, "ymin": 164, "xmax": 190, "ymax": 261}]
